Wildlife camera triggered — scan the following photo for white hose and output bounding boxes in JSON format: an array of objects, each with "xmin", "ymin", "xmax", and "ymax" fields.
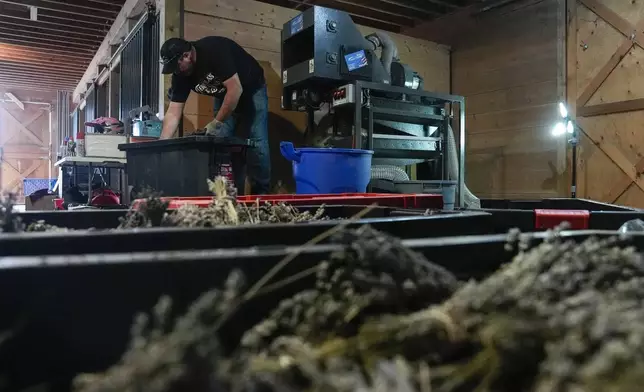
[
  {"xmin": 447, "ymin": 124, "xmax": 480, "ymax": 209},
  {"xmin": 371, "ymin": 165, "xmax": 410, "ymax": 182}
]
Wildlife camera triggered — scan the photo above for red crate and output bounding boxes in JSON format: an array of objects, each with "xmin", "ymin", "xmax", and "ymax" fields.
[
  {"xmin": 132, "ymin": 193, "xmax": 443, "ymax": 210},
  {"xmin": 534, "ymin": 209, "xmax": 590, "ymax": 230}
]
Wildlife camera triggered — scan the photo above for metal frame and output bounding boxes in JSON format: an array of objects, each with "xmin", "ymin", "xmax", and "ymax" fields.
[
  {"xmin": 350, "ymin": 80, "xmax": 466, "ymax": 207},
  {"xmin": 55, "ymin": 158, "xmax": 128, "ymax": 206}
]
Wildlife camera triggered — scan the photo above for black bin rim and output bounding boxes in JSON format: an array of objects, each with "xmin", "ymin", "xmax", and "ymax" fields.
[{"xmin": 118, "ymin": 135, "xmax": 253, "ymax": 151}]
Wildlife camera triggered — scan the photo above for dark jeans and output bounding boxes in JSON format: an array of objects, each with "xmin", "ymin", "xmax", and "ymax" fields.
[{"xmin": 212, "ymin": 85, "xmax": 270, "ymax": 195}]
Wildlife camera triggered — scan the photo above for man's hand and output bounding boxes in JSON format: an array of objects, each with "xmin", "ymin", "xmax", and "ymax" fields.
[
  {"xmin": 160, "ymin": 101, "xmax": 185, "ymax": 139},
  {"xmin": 204, "ymin": 119, "xmax": 225, "ymax": 136}
]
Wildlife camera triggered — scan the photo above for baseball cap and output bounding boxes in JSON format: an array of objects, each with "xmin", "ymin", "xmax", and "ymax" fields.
[{"xmin": 160, "ymin": 38, "xmax": 191, "ymax": 74}]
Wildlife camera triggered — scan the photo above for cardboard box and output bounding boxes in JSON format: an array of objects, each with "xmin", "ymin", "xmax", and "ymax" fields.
[
  {"xmin": 85, "ymin": 134, "xmax": 127, "ymax": 159},
  {"xmin": 26, "ymin": 194, "xmax": 57, "ymax": 211}
]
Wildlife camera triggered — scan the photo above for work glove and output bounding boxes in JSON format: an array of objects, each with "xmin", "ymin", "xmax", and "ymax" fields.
[{"xmin": 204, "ymin": 119, "xmax": 225, "ymax": 136}]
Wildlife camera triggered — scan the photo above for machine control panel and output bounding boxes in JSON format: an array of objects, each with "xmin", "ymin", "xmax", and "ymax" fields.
[{"xmin": 331, "ymin": 84, "xmax": 361, "ymax": 107}]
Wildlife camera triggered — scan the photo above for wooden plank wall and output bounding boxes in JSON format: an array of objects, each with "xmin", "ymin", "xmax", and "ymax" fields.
[
  {"xmin": 179, "ymin": 0, "xmax": 450, "ymax": 191},
  {"xmin": 568, "ymin": 0, "xmax": 644, "ymax": 208},
  {"xmin": 0, "ymin": 89, "xmax": 55, "ymax": 201},
  {"xmin": 448, "ymin": 0, "xmax": 566, "ymax": 199}
]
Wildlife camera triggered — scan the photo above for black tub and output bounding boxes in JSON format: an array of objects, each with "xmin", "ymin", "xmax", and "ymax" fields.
[
  {"xmin": 119, "ymin": 136, "xmax": 251, "ymax": 196},
  {"xmin": 0, "ymin": 230, "xmax": 638, "ymax": 391},
  {"xmin": 1, "ymin": 209, "xmax": 492, "ymax": 257}
]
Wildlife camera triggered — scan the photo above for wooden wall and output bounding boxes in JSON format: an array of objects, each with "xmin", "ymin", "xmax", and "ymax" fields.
[
  {"xmin": 568, "ymin": 0, "xmax": 644, "ymax": 208},
  {"xmin": 178, "ymin": 0, "xmax": 450, "ymax": 191},
  {"xmin": 450, "ymin": 0, "xmax": 566, "ymax": 199},
  {"xmin": 0, "ymin": 89, "xmax": 56, "ymax": 201}
]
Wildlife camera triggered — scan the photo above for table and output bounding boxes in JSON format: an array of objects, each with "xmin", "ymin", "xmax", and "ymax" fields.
[{"xmin": 54, "ymin": 156, "xmax": 129, "ymax": 205}]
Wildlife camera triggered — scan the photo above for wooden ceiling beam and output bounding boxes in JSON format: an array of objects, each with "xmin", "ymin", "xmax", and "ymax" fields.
[
  {"xmin": 0, "ymin": 66, "xmax": 83, "ymax": 81},
  {"xmin": 37, "ymin": 9, "xmax": 114, "ymax": 27},
  {"xmin": 284, "ymin": 0, "xmax": 404, "ymax": 29},
  {"xmin": 0, "ymin": 17, "xmax": 105, "ymax": 40},
  {"xmin": 0, "ymin": 80, "xmax": 76, "ymax": 91},
  {"xmin": 377, "ymin": 0, "xmax": 441, "ymax": 15},
  {"xmin": 0, "ymin": 83, "xmax": 70, "ymax": 92},
  {"xmin": 0, "ymin": 7, "xmax": 110, "ymax": 32},
  {"xmin": 0, "ymin": 75, "xmax": 75, "ymax": 88},
  {"xmin": 0, "ymin": 75, "xmax": 79, "ymax": 87},
  {"xmin": 0, "ymin": 56, "xmax": 90, "ymax": 71},
  {"xmin": 41, "ymin": 0, "xmax": 122, "ymax": 14},
  {"xmin": 332, "ymin": 0, "xmax": 427, "ymax": 21},
  {"xmin": 0, "ymin": 65, "xmax": 83, "ymax": 79},
  {"xmin": 0, "ymin": 58, "xmax": 91, "ymax": 75},
  {"xmin": 0, "ymin": 27, "xmax": 101, "ymax": 48},
  {"xmin": 0, "ymin": 35, "xmax": 96, "ymax": 54},
  {"xmin": 0, "ymin": 59, "xmax": 86, "ymax": 74},
  {"xmin": 53, "ymin": 0, "xmax": 125, "ymax": 8},
  {"xmin": 423, "ymin": 0, "xmax": 459, "ymax": 9},
  {"xmin": 0, "ymin": 42, "xmax": 93, "ymax": 62},
  {"xmin": 0, "ymin": 68, "xmax": 81, "ymax": 80},
  {"xmin": 0, "ymin": 0, "xmax": 117, "ymax": 21}
]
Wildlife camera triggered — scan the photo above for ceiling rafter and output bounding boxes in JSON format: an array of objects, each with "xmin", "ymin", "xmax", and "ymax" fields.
[
  {"xmin": 36, "ymin": 9, "xmax": 114, "ymax": 27},
  {"xmin": 41, "ymin": 0, "xmax": 122, "ymax": 13},
  {"xmin": 0, "ymin": 0, "xmax": 125, "ymax": 92},
  {"xmin": 0, "ymin": 35, "xmax": 97, "ymax": 53},
  {"xmin": 0, "ymin": 0, "xmax": 117, "ymax": 21},
  {"xmin": 0, "ymin": 48, "xmax": 93, "ymax": 65},
  {"xmin": 0, "ymin": 28, "xmax": 101, "ymax": 48},
  {"xmin": 0, "ymin": 18, "xmax": 105, "ymax": 39},
  {"xmin": 0, "ymin": 63, "xmax": 85, "ymax": 76},
  {"xmin": 263, "ymin": 0, "xmax": 477, "ymax": 32},
  {"xmin": 0, "ymin": 12, "xmax": 109, "ymax": 34}
]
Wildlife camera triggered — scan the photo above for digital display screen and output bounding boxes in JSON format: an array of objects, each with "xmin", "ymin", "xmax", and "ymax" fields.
[
  {"xmin": 290, "ymin": 14, "xmax": 303, "ymax": 35},
  {"xmin": 344, "ymin": 50, "xmax": 368, "ymax": 71}
]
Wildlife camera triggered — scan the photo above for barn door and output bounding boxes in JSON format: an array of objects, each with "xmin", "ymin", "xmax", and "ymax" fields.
[
  {"xmin": 0, "ymin": 102, "xmax": 49, "ymax": 201},
  {"xmin": 568, "ymin": 0, "xmax": 644, "ymax": 207}
]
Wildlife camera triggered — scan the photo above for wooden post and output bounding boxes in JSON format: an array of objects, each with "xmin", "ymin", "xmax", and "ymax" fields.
[
  {"xmin": 161, "ymin": 0, "xmax": 182, "ymax": 113},
  {"xmin": 563, "ymin": 0, "xmax": 576, "ymax": 197},
  {"xmin": 160, "ymin": 0, "xmax": 183, "ymax": 136}
]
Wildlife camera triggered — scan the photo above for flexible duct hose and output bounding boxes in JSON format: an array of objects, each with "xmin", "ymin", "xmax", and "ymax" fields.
[
  {"xmin": 364, "ymin": 32, "xmax": 399, "ymax": 76},
  {"xmin": 370, "ymin": 165, "xmax": 410, "ymax": 182},
  {"xmin": 447, "ymin": 124, "xmax": 480, "ymax": 209}
]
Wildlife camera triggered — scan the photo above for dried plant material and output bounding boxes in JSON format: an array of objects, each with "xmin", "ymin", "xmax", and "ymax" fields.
[
  {"xmin": 118, "ymin": 188, "xmax": 170, "ymax": 229},
  {"xmin": 228, "ymin": 231, "xmax": 644, "ymax": 392},
  {"xmin": 73, "ymin": 270, "xmax": 246, "ymax": 392},
  {"xmin": 51, "ymin": 201, "xmax": 644, "ymax": 392},
  {"xmin": 25, "ymin": 220, "xmax": 67, "ymax": 232},
  {"xmin": 0, "ymin": 177, "xmax": 327, "ymax": 233},
  {"xmin": 239, "ymin": 226, "xmax": 459, "ymax": 355},
  {"xmin": 124, "ymin": 176, "xmax": 327, "ymax": 229}
]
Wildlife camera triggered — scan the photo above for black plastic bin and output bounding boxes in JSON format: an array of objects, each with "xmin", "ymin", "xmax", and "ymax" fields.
[
  {"xmin": 0, "ymin": 229, "xmax": 638, "ymax": 391},
  {"xmin": 0, "ymin": 210, "xmax": 493, "ymax": 257},
  {"xmin": 480, "ymin": 198, "xmax": 638, "ymax": 211},
  {"xmin": 119, "ymin": 136, "xmax": 251, "ymax": 197}
]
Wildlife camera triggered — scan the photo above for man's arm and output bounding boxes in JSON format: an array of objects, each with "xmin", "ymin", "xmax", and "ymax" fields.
[
  {"xmin": 160, "ymin": 101, "xmax": 185, "ymax": 139},
  {"xmin": 214, "ymin": 73, "xmax": 243, "ymax": 123}
]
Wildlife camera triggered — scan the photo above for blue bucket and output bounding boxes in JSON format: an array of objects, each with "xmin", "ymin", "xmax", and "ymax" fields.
[{"xmin": 280, "ymin": 142, "xmax": 374, "ymax": 194}]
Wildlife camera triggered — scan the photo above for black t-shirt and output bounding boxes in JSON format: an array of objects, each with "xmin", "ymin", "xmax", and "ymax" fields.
[{"xmin": 168, "ymin": 36, "xmax": 265, "ymax": 104}]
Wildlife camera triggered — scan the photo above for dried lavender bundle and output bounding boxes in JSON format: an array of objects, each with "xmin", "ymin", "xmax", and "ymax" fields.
[
  {"xmin": 71, "ymin": 221, "xmax": 644, "ymax": 392},
  {"xmin": 122, "ymin": 177, "xmax": 327, "ymax": 229},
  {"xmin": 73, "ymin": 270, "xmax": 245, "ymax": 392},
  {"xmin": 238, "ymin": 225, "xmax": 459, "ymax": 355},
  {"xmin": 233, "ymin": 233, "xmax": 644, "ymax": 392}
]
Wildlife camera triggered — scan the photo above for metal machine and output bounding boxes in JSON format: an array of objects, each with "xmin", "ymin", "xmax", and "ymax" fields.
[
  {"xmin": 128, "ymin": 106, "xmax": 163, "ymax": 138},
  {"xmin": 280, "ymin": 6, "xmax": 475, "ymax": 207}
]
